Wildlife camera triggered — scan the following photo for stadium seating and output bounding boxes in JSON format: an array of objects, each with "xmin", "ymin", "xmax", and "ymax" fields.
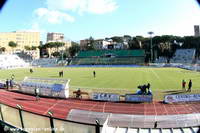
[
  {"xmin": 196, "ymin": 58, "xmax": 200, "ymax": 64},
  {"xmin": 170, "ymin": 49, "xmax": 196, "ymax": 64},
  {"xmin": 77, "ymin": 50, "xmax": 144, "ymax": 58},
  {"xmin": 71, "ymin": 57, "xmax": 144, "ymax": 65},
  {"xmin": 155, "ymin": 57, "xmax": 168, "ymax": 63},
  {"xmin": 101, "ymin": 126, "xmax": 199, "ymax": 133},
  {"xmin": 0, "ymin": 54, "xmax": 29, "ymax": 69},
  {"xmin": 16, "ymin": 52, "xmax": 33, "ymax": 62},
  {"xmin": 31, "ymin": 58, "xmax": 58, "ymax": 67},
  {"xmin": 68, "ymin": 109, "xmax": 200, "ymax": 133},
  {"xmin": 71, "ymin": 50, "xmax": 145, "ymax": 65}
]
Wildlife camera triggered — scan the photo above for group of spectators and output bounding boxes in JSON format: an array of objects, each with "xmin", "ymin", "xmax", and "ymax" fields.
[
  {"xmin": 182, "ymin": 79, "xmax": 192, "ymax": 92},
  {"xmin": 136, "ymin": 79, "xmax": 193, "ymax": 96},
  {"xmin": 5, "ymin": 74, "xmax": 15, "ymax": 90},
  {"xmin": 137, "ymin": 83, "xmax": 152, "ymax": 95}
]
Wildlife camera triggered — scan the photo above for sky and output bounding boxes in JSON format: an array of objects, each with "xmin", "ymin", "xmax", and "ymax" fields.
[{"xmin": 0, "ymin": 0, "xmax": 200, "ymax": 42}]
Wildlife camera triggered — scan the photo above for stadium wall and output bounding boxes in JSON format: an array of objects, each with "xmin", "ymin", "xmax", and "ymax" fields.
[{"xmin": 0, "ymin": 103, "xmax": 98, "ymax": 133}]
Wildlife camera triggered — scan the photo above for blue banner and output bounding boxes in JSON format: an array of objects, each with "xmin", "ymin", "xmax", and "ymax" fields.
[
  {"xmin": 0, "ymin": 83, "xmax": 5, "ymax": 88},
  {"xmin": 52, "ymin": 84, "xmax": 63, "ymax": 92},
  {"xmin": 125, "ymin": 94, "xmax": 153, "ymax": 102}
]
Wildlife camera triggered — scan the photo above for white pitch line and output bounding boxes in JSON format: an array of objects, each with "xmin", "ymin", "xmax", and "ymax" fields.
[
  {"xmin": 150, "ymin": 68, "xmax": 160, "ymax": 79},
  {"xmin": 70, "ymin": 85, "xmax": 127, "ymax": 90},
  {"xmin": 150, "ymin": 68, "xmax": 165, "ymax": 89}
]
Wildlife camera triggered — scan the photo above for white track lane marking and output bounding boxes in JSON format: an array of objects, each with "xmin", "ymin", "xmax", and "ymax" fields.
[{"xmin": 43, "ymin": 100, "xmax": 63, "ymax": 115}]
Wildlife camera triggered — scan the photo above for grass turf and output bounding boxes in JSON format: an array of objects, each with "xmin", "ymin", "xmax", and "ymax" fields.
[{"xmin": 0, "ymin": 67, "xmax": 200, "ymax": 100}]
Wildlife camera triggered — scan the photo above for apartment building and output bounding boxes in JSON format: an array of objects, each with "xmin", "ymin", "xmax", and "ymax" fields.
[
  {"xmin": 46, "ymin": 32, "xmax": 71, "ymax": 57},
  {"xmin": 47, "ymin": 32, "xmax": 64, "ymax": 43},
  {"xmin": 0, "ymin": 31, "xmax": 40, "ymax": 51},
  {"xmin": 0, "ymin": 31, "xmax": 40, "ymax": 58}
]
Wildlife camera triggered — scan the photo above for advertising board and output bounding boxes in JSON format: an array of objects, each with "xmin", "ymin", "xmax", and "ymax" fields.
[
  {"xmin": 52, "ymin": 84, "xmax": 64, "ymax": 92},
  {"xmin": 164, "ymin": 94, "xmax": 200, "ymax": 103},
  {"xmin": 125, "ymin": 94, "xmax": 153, "ymax": 102},
  {"xmin": 92, "ymin": 93, "xmax": 120, "ymax": 102}
]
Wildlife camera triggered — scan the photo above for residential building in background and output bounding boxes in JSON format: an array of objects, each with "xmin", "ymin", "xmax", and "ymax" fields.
[
  {"xmin": 194, "ymin": 25, "xmax": 200, "ymax": 37},
  {"xmin": 47, "ymin": 32, "xmax": 64, "ymax": 43},
  {"xmin": 80, "ymin": 37, "xmax": 129, "ymax": 50},
  {"xmin": 95, "ymin": 39, "xmax": 114, "ymax": 49},
  {"xmin": 46, "ymin": 32, "xmax": 71, "ymax": 48},
  {"xmin": 46, "ymin": 32, "xmax": 72, "ymax": 57},
  {"xmin": 0, "ymin": 31, "xmax": 40, "ymax": 59},
  {"xmin": 80, "ymin": 39, "xmax": 91, "ymax": 50}
]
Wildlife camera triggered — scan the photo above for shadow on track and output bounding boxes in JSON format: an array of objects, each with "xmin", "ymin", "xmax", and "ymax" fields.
[
  {"xmin": 14, "ymin": 98, "xmax": 35, "ymax": 101},
  {"xmin": 163, "ymin": 90, "xmax": 185, "ymax": 95}
]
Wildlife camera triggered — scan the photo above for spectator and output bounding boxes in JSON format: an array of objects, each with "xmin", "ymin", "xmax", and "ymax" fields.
[
  {"xmin": 35, "ymin": 87, "xmax": 40, "ymax": 101},
  {"xmin": 137, "ymin": 85, "xmax": 147, "ymax": 95},
  {"xmin": 93, "ymin": 71, "xmax": 96, "ymax": 78},
  {"xmin": 187, "ymin": 79, "xmax": 192, "ymax": 92},
  {"xmin": 9, "ymin": 79, "xmax": 13, "ymax": 89},
  {"xmin": 61, "ymin": 70, "xmax": 64, "ymax": 77},
  {"xmin": 6, "ymin": 79, "xmax": 9, "ymax": 90},
  {"xmin": 59, "ymin": 70, "xmax": 64, "ymax": 77},
  {"xmin": 59, "ymin": 71, "xmax": 61, "ymax": 77},
  {"xmin": 11, "ymin": 74, "xmax": 15, "ymax": 80},
  {"xmin": 142, "ymin": 85, "xmax": 147, "ymax": 94},
  {"xmin": 147, "ymin": 83, "xmax": 151, "ymax": 92},
  {"xmin": 30, "ymin": 68, "xmax": 33, "ymax": 73},
  {"xmin": 76, "ymin": 88, "xmax": 81, "ymax": 99},
  {"xmin": 182, "ymin": 79, "xmax": 186, "ymax": 91}
]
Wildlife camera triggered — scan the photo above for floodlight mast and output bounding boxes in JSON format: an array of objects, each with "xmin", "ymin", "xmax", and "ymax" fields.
[
  {"xmin": 148, "ymin": 31, "xmax": 154, "ymax": 63},
  {"xmin": 61, "ymin": 44, "xmax": 64, "ymax": 66},
  {"xmin": 62, "ymin": 50, "xmax": 64, "ymax": 66}
]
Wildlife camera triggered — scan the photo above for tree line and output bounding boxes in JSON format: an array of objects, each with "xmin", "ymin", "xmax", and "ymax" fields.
[
  {"xmin": 2, "ymin": 35, "xmax": 200, "ymax": 61},
  {"xmin": 82, "ymin": 35, "xmax": 200, "ymax": 61}
]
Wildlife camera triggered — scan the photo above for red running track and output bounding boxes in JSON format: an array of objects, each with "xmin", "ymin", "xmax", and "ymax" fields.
[{"xmin": 0, "ymin": 90, "xmax": 200, "ymax": 120}]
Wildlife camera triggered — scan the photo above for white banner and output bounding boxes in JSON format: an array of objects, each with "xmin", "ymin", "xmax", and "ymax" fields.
[
  {"xmin": 165, "ymin": 94, "xmax": 200, "ymax": 103},
  {"xmin": 92, "ymin": 93, "xmax": 120, "ymax": 102}
]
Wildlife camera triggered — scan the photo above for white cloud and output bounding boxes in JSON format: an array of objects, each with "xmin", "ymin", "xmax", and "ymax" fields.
[
  {"xmin": 30, "ymin": 22, "xmax": 46, "ymax": 33},
  {"xmin": 34, "ymin": 8, "xmax": 75, "ymax": 24},
  {"xmin": 46, "ymin": 0, "xmax": 118, "ymax": 14},
  {"xmin": 21, "ymin": 22, "xmax": 45, "ymax": 33},
  {"xmin": 87, "ymin": 0, "xmax": 118, "ymax": 14}
]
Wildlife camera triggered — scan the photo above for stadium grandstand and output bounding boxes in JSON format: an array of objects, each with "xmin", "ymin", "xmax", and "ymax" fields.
[
  {"xmin": 70, "ymin": 50, "xmax": 145, "ymax": 65},
  {"xmin": 31, "ymin": 58, "xmax": 58, "ymax": 67},
  {"xmin": 31, "ymin": 58, "xmax": 69, "ymax": 67},
  {"xmin": 155, "ymin": 57, "xmax": 168, "ymax": 63},
  {"xmin": 0, "ymin": 54, "xmax": 29, "ymax": 69},
  {"xmin": 170, "ymin": 49, "xmax": 196, "ymax": 64},
  {"xmin": 16, "ymin": 52, "xmax": 34, "ymax": 63}
]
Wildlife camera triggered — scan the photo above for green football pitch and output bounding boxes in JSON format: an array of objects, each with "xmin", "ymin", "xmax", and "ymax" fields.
[{"xmin": 0, "ymin": 67, "xmax": 200, "ymax": 100}]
